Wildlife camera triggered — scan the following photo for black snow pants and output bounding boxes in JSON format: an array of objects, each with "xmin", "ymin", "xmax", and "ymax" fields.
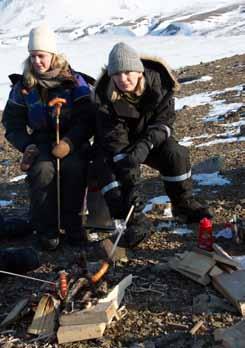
[
  {"xmin": 27, "ymin": 145, "xmax": 88, "ymax": 238},
  {"xmin": 145, "ymin": 136, "xmax": 192, "ymax": 204},
  {"xmin": 96, "ymin": 136, "xmax": 192, "ymax": 219}
]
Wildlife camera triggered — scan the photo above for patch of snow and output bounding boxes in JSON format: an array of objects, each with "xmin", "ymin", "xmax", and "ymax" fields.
[
  {"xmin": 9, "ymin": 174, "xmax": 27, "ymax": 182},
  {"xmin": 175, "ymin": 92, "xmax": 212, "ymax": 111},
  {"xmin": 196, "ymin": 135, "xmax": 245, "ymax": 147},
  {"xmin": 157, "ymin": 220, "xmax": 193, "ymax": 235},
  {"xmin": 171, "ymin": 227, "xmax": 193, "ymax": 235},
  {"xmin": 180, "ymin": 133, "xmax": 212, "ymax": 147},
  {"xmin": 175, "ymin": 84, "xmax": 243, "ymax": 113},
  {"xmin": 154, "ymin": 22, "xmax": 193, "ymax": 36},
  {"xmin": 193, "ymin": 172, "xmax": 230, "ymax": 186},
  {"xmin": 204, "ymin": 101, "xmax": 243, "ymax": 122},
  {"xmin": 0, "ymin": 200, "xmax": 13, "ymax": 207},
  {"xmin": 182, "ymin": 75, "xmax": 213, "ymax": 85},
  {"xmin": 143, "ymin": 195, "xmax": 170, "ymax": 213}
]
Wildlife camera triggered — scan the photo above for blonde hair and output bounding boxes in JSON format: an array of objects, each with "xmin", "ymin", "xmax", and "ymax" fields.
[
  {"xmin": 110, "ymin": 74, "xmax": 145, "ymax": 102},
  {"xmin": 23, "ymin": 53, "xmax": 70, "ymax": 89}
]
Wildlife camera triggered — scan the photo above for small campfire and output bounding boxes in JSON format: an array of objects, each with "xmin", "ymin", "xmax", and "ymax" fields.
[{"xmin": 0, "ymin": 250, "xmax": 132, "ymax": 345}]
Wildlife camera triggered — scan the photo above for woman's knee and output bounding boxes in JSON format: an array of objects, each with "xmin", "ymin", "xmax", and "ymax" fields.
[{"xmin": 29, "ymin": 160, "xmax": 55, "ymax": 186}]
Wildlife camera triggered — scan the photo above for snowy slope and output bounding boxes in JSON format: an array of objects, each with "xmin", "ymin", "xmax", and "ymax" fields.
[
  {"xmin": 0, "ymin": 0, "xmax": 244, "ymax": 109},
  {"xmin": 0, "ymin": 0, "xmax": 244, "ymax": 44}
]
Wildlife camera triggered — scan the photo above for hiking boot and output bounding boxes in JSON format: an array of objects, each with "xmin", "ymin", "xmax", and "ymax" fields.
[
  {"xmin": 172, "ymin": 198, "xmax": 212, "ymax": 223},
  {"xmin": 39, "ymin": 229, "xmax": 60, "ymax": 251},
  {"xmin": 1, "ymin": 218, "xmax": 33, "ymax": 239},
  {"xmin": 40, "ymin": 236, "xmax": 60, "ymax": 250},
  {"xmin": 0, "ymin": 247, "xmax": 40, "ymax": 273}
]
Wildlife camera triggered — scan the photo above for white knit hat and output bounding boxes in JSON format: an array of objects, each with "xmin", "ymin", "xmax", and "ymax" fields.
[{"xmin": 28, "ymin": 24, "xmax": 57, "ymax": 54}]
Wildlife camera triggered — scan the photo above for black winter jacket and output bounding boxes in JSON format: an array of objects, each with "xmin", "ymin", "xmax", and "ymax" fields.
[{"xmin": 94, "ymin": 57, "xmax": 180, "ymax": 162}]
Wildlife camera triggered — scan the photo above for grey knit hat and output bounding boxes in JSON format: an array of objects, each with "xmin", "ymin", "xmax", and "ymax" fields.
[{"xmin": 108, "ymin": 42, "xmax": 144, "ymax": 76}]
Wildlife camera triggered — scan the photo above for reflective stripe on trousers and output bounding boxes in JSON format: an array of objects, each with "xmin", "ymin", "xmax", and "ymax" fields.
[
  {"xmin": 162, "ymin": 170, "xmax": 191, "ymax": 182},
  {"xmin": 101, "ymin": 181, "xmax": 121, "ymax": 195}
]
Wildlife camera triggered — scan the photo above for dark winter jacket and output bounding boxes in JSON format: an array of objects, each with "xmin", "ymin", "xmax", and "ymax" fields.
[
  {"xmin": 2, "ymin": 71, "xmax": 96, "ymax": 153},
  {"xmin": 94, "ymin": 56, "xmax": 180, "ymax": 164}
]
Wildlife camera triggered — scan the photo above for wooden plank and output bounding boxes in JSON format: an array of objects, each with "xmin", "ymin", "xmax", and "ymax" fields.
[
  {"xmin": 176, "ymin": 251, "xmax": 215, "ymax": 277},
  {"xmin": 100, "ymin": 238, "xmax": 128, "ymax": 262},
  {"xmin": 218, "ymin": 264, "xmax": 235, "ymax": 274},
  {"xmin": 213, "ymin": 254, "xmax": 241, "ymax": 269},
  {"xmin": 57, "ymin": 322, "xmax": 106, "ymax": 344},
  {"xmin": 0, "ymin": 298, "xmax": 29, "ymax": 327},
  {"xmin": 192, "ymin": 247, "xmax": 214, "ymax": 258},
  {"xmin": 212, "ymin": 280, "xmax": 240, "ymax": 314},
  {"xmin": 214, "ymin": 320, "xmax": 245, "ymax": 348},
  {"xmin": 99, "ymin": 274, "xmax": 132, "ymax": 309},
  {"xmin": 212, "ymin": 270, "xmax": 245, "ymax": 316},
  {"xmin": 28, "ymin": 295, "xmax": 59, "ymax": 336},
  {"xmin": 168, "ymin": 258, "xmax": 210, "ymax": 286},
  {"xmin": 209, "ymin": 265, "xmax": 223, "ymax": 277},
  {"xmin": 212, "ymin": 243, "xmax": 233, "ymax": 260},
  {"xmin": 59, "ymin": 301, "xmax": 116, "ymax": 326}
]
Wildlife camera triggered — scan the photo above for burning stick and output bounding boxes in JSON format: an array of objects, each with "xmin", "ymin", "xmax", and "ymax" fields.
[{"xmin": 65, "ymin": 277, "xmax": 89, "ymax": 304}]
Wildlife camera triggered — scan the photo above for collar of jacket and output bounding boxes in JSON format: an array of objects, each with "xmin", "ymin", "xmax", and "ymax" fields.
[
  {"xmin": 104, "ymin": 79, "xmax": 138, "ymax": 119},
  {"xmin": 106, "ymin": 71, "xmax": 165, "ymax": 119}
]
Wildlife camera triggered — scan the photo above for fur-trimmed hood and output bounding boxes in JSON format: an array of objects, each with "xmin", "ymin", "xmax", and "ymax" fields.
[{"xmin": 95, "ymin": 55, "xmax": 180, "ymax": 98}]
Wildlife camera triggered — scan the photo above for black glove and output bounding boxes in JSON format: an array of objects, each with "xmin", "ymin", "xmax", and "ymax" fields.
[
  {"xmin": 113, "ymin": 152, "xmax": 140, "ymax": 187},
  {"xmin": 145, "ymin": 125, "xmax": 169, "ymax": 148},
  {"xmin": 123, "ymin": 188, "xmax": 145, "ymax": 215},
  {"xmin": 128, "ymin": 140, "xmax": 152, "ymax": 166}
]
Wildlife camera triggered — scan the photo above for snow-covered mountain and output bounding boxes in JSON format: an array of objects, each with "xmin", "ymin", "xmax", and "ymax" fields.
[
  {"xmin": 0, "ymin": 0, "xmax": 244, "ymax": 109},
  {"xmin": 0, "ymin": 0, "xmax": 244, "ymax": 45}
]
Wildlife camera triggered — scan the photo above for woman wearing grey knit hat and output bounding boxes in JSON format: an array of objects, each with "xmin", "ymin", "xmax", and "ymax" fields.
[
  {"xmin": 94, "ymin": 42, "xmax": 212, "ymax": 247},
  {"xmin": 2, "ymin": 24, "xmax": 96, "ymax": 250}
]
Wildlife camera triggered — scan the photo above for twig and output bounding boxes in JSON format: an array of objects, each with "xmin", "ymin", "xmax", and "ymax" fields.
[
  {"xmin": 131, "ymin": 287, "xmax": 164, "ymax": 295},
  {"xmin": 190, "ymin": 320, "xmax": 204, "ymax": 335},
  {"xmin": 28, "ymin": 333, "xmax": 54, "ymax": 343},
  {"xmin": 0, "ymin": 329, "xmax": 16, "ymax": 335}
]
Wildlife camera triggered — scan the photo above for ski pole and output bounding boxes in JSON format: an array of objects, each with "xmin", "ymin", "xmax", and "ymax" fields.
[{"xmin": 48, "ymin": 97, "xmax": 67, "ymax": 232}]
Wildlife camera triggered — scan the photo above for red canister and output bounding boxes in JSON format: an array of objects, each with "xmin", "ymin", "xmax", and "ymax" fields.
[{"xmin": 198, "ymin": 217, "xmax": 213, "ymax": 251}]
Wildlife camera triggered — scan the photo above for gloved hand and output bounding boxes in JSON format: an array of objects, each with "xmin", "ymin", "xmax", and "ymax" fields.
[
  {"xmin": 145, "ymin": 125, "xmax": 168, "ymax": 148},
  {"xmin": 113, "ymin": 157, "xmax": 140, "ymax": 191},
  {"xmin": 113, "ymin": 140, "xmax": 151, "ymax": 171},
  {"xmin": 128, "ymin": 140, "xmax": 152, "ymax": 166},
  {"xmin": 20, "ymin": 144, "xmax": 40, "ymax": 172},
  {"xmin": 52, "ymin": 139, "xmax": 71, "ymax": 159},
  {"xmin": 123, "ymin": 187, "xmax": 145, "ymax": 215}
]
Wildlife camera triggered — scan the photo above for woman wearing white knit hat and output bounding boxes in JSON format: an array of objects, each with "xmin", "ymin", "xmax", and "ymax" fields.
[{"xmin": 2, "ymin": 24, "xmax": 96, "ymax": 250}]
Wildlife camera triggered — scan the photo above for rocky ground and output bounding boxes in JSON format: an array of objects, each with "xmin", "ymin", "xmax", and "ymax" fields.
[{"xmin": 0, "ymin": 53, "xmax": 244, "ymax": 348}]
